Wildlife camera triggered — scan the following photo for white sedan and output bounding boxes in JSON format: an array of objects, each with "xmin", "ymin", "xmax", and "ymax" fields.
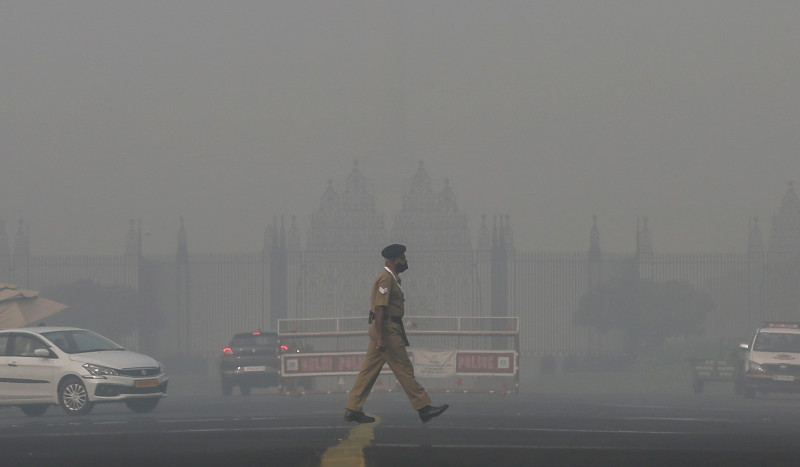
[{"xmin": 0, "ymin": 326, "xmax": 168, "ymax": 416}]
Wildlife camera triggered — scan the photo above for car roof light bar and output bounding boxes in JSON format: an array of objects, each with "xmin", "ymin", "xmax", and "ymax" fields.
[{"xmin": 763, "ymin": 322, "xmax": 800, "ymax": 329}]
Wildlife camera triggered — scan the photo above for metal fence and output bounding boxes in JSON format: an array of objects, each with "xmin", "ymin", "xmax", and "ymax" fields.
[{"xmin": 5, "ymin": 250, "xmax": 799, "ymax": 367}]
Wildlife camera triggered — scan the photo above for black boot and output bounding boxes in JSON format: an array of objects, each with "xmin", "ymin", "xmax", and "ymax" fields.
[
  {"xmin": 418, "ymin": 404, "xmax": 449, "ymax": 423},
  {"xmin": 345, "ymin": 409, "xmax": 376, "ymax": 423}
]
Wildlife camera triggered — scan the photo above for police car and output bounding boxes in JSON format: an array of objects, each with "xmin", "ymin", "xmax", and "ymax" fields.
[{"xmin": 740, "ymin": 322, "xmax": 800, "ymax": 399}]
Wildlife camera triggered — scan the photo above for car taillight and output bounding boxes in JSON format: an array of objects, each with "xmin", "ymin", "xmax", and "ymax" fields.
[{"xmin": 222, "ymin": 347, "xmax": 234, "ymax": 356}]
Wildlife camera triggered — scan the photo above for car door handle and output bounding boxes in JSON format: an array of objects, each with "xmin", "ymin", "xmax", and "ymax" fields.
[{"xmin": 8, "ymin": 361, "xmax": 19, "ymax": 367}]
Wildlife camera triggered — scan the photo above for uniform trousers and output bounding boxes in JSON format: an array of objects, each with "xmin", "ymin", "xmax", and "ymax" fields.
[{"xmin": 345, "ymin": 320, "xmax": 431, "ymax": 411}]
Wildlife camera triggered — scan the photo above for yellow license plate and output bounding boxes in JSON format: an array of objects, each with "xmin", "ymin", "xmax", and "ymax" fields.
[{"xmin": 135, "ymin": 378, "xmax": 159, "ymax": 388}]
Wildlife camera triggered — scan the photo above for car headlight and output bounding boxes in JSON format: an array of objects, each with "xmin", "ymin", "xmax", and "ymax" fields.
[
  {"xmin": 747, "ymin": 360, "xmax": 765, "ymax": 373},
  {"xmin": 83, "ymin": 363, "xmax": 119, "ymax": 377}
]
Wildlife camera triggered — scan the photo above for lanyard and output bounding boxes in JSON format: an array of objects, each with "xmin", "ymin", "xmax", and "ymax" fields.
[{"xmin": 384, "ymin": 266, "xmax": 402, "ymax": 291}]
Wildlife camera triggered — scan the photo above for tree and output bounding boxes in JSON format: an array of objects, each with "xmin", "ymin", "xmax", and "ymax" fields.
[
  {"xmin": 41, "ymin": 280, "xmax": 147, "ymax": 343},
  {"xmin": 574, "ymin": 278, "xmax": 714, "ymax": 348}
]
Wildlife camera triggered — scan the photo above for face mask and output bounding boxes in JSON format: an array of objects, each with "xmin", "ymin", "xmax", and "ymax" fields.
[{"xmin": 396, "ymin": 261, "xmax": 408, "ymax": 273}]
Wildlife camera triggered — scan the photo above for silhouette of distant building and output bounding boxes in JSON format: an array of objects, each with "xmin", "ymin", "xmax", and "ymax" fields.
[
  {"xmin": 769, "ymin": 181, "xmax": 800, "ymax": 253},
  {"xmin": 766, "ymin": 182, "xmax": 800, "ymax": 320}
]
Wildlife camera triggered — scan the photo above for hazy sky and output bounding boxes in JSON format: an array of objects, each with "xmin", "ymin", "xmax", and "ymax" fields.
[{"xmin": 2, "ymin": 1, "xmax": 798, "ymax": 255}]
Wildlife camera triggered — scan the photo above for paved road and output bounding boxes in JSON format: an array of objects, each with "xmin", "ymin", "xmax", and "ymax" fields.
[{"xmin": 3, "ymin": 384, "xmax": 800, "ymax": 466}]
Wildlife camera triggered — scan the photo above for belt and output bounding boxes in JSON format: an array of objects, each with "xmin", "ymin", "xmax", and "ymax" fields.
[{"xmin": 368, "ymin": 313, "xmax": 404, "ymax": 326}]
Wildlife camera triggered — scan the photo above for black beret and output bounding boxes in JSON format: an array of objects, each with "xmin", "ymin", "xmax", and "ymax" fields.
[{"xmin": 381, "ymin": 243, "xmax": 406, "ymax": 259}]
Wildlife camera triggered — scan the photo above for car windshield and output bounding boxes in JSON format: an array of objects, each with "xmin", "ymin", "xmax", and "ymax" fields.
[
  {"xmin": 231, "ymin": 334, "xmax": 277, "ymax": 347},
  {"xmin": 41, "ymin": 329, "xmax": 124, "ymax": 354},
  {"xmin": 753, "ymin": 332, "xmax": 800, "ymax": 353}
]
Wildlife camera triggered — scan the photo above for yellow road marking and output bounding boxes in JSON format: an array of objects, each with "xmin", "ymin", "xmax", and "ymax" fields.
[{"xmin": 320, "ymin": 415, "xmax": 380, "ymax": 467}]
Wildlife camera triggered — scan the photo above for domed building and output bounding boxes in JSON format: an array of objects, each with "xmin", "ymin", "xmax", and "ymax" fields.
[
  {"xmin": 390, "ymin": 162, "xmax": 474, "ymax": 317},
  {"xmin": 297, "ymin": 161, "xmax": 479, "ymax": 321},
  {"xmin": 301, "ymin": 162, "xmax": 388, "ymax": 319}
]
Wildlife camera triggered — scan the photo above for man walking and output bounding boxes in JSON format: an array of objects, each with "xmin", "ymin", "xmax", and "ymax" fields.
[{"xmin": 344, "ymin": 244, "xmax": 449, "ymax": 423}]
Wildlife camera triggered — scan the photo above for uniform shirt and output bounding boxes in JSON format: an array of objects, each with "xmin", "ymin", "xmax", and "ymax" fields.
[{"xmin": 370, "ymin": 267, "xmax": 404, "ymax": 318}]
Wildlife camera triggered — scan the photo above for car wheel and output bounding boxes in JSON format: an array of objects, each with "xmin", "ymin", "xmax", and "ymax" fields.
[
  {"xmin": 125, "ymin": 398, "xmax": 160, "ymax": 413},
  {"xmin": 59, "ymin": 377, "xmax": 94, "ymax": 415},
  {"xmin": 240, "ymin": 384, "xmax": 251, "ymax": 396},
  {"xmin": 221, "ymin": 380, "xmax": 233, "ymax": 396},
  {"xmin": 20, "ymin": 404, "xmax": 49, "ymax": 417}
]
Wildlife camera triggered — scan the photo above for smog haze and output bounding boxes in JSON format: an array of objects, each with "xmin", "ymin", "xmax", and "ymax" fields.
[{"xmin": 2, "ymin": 1, "xmax": 798, "ymax": 255}]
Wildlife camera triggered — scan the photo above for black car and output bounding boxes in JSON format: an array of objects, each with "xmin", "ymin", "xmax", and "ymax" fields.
[{"xmin": 219, "ymin": 331, "xmax": 280, "ymax": 396}]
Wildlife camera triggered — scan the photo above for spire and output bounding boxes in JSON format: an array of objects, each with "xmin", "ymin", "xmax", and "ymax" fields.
[
  {"xmin": 502, "ymin": 215, "xmax": 514, "ymax": 251},
  {"xmin": 13, "ymin": 219, "xmax": 29, "ymax": 258},
  {"xmin": 0, "ymin": 219, "xmax": 8, "ymax": 259},
  {"xmin": 177, "ymin": 217, "xmax": 188, "ymax": 262},
  {"xmin": 769, "ymin": 181, "xmax": 800, "ymax": 253},
  {"xmin": 263, "ymin": 217, "xmax": 273, "ymax": 253},
  {"xmin": 492, "ymin": 215, "xmax": 499, "ymax": 249},
  {"xmin": 280, "ymin": 215, "xmax": 286, "ymax": 249},
  {"xmin": 264, "ymin": 216, "xmax": 275, "ymax": 252},
  {"xmin": 748, "ymin": 216, "xmax": 763, "ymax": 254},
  {"xmin": 478, "ymin": 214, "xmax": 490, "ymax": 250},
  {"xmin": 779, "ymin": 181, "xmax": 799, "ymax": 214},
  {"xmin": 287, "ymin": 215, "xmax": 300, "ymax": 251},
  {"xmin": 125, "ymin": 219, "xmax": 141, "ymax": 256},
  {"xmin": 265, "ymin": 215, "xmax": 287, "ymax": 252},
  {"xmin": 637, "ymin": 216, "xmax": 652, "ymax": 255},
  {"xmin": 589, "ymin": 215, "xmax": 600, "ymax": 257},
  {"xmin": 0, "ymin": 219, "xmax": 8, "ymax": 279},
  {"xmin": 492, "ymin": 215, "xmax": 509, "ymax": 250},
  {"xmin": 437, "ymin": 179, "xmax": 457, "ymax": 213}
]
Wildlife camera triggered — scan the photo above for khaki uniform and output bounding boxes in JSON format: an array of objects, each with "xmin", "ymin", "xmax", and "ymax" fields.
[{"xmin": 345, "ymin": 267, "xmax": 431, "ymax": 411}]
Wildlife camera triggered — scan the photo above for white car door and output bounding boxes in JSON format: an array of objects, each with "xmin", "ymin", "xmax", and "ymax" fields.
[{"xmin": 5, "ymin": 334, "xmax": 55, "ymax": 402}]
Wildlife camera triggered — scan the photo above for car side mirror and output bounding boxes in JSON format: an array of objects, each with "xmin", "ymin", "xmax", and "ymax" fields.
[
  {"xmin": 34, "ymin": 348, "xmax": 53, "ymax": 358},
  {"xmin": 739, "ymin": 343, "xmax": 750, "ymax": 351}
]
